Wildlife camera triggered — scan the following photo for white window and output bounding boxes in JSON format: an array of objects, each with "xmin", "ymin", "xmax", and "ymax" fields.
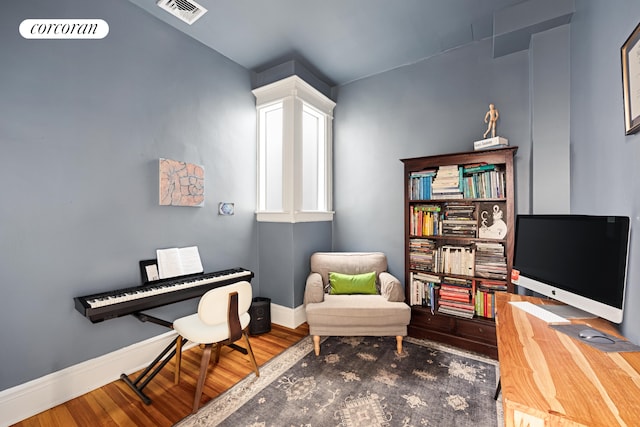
[
  {"xmin": 258, "ymin": 101, "xmax": 284, "ymax": 212},
  {"xmin": 301, "ymin": 103, "xmax": 326, "ymax": 211},
  {"xmin": 253, "ymin": 76, "xmax": 335, "ymax": 223}
]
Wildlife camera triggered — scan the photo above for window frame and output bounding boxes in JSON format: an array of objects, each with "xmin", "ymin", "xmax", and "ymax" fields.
[{"xmin": 253, "ymin": 76, "xmax": 335, "ymax": 223}]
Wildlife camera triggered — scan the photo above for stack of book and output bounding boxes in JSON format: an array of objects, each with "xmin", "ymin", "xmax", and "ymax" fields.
[
  {"xmin": 441, "ymin": 203, "xmax": 476, "ymax": 237},
  {"xmin": 432, "ymin": 165, "xmax": 463, "ymax": 199},
  {"xmin": 408, "ymin": 169, "xmax": 436, "ymax": 200},
  {"xmin": 410, "ymin": 204, "xmax": 441, "ymax": 236},
  {"xmin": 474, "ymin": 242, "xmax": 507, "ymax": 280},
  {"xmin": 409, "ymin": 238, "xmax": 437, "ymax": 272},
  {"xmin": 437, "ymin": 277, "xmax": 475, "ymax": 319}
]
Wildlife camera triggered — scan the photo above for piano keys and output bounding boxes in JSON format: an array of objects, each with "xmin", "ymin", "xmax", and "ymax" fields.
[{"xmin": 74, "ymin": 267, "xmax": 253, "ymax": 323}]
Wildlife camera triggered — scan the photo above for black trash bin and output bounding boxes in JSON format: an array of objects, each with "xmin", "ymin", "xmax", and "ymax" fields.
[{"xmin": 249, "ymin": 297, "xmax": 271, "ymax": 335}]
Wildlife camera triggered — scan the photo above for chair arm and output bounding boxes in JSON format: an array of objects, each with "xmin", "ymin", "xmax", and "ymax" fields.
[
  {"xmin": 379, "ymin": 272, "xmax": 405, "ymax": 302},
  {"xmin": 303, "ymin": 272, "xmax": 325, "ymax": 305}
]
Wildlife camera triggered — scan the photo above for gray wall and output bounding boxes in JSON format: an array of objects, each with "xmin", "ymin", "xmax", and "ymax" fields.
[
  {"xmin": 257, "ymin": 222, "xmax": 332, "ymax": 307},
  {"xmin": 531, "ymin": 24, "xmax": 571, "ymax": 214},
  {"xmin": 569, "ymin": 0, "xmax": 640, "ymax": 344},
  {"xmin": 0, "ymin": 0, "xmax": 256, "ymax": 390},
  {"xmin": 332, "ymin": 39, "xmax": 531, "ymax": 279}
]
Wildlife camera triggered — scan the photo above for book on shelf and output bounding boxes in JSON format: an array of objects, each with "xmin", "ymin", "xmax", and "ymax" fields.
[
  {"xmin": 441, "ymin": 203, "xmax": 477, "ymax": 237},
  {"xmin": 439, "ymin": 288, "xmax": 471, "ymax": 302},
  {"xmin": 409, "ymin": 169, "xmax": 436, "ymax": 200},
  {"xmin": 432, "ymin": 165, "xmax": 463, "ymax": 199},
  {"xmin": 475, "ymin": 288, "xmax": 499, "ymax": 318},
  {"xmin": 432, "ymin": 165, "xmax": 459, "ymax": 184},
  {"xmin": 409, "ymin": 238, "xmax": 437, "ymax": 272},
  {"xmin": 441, "ymin": 276, "xmax": 473, "ymax": 287},
  {"xmin": 442, "ymin": 224, "xmax": 476, "ymax": 231},
  {"xmin": 477, "ymin": 202, "xmax": 507, "ymax": 239},
  {"xmin": 475, "ymin": 278, "xmax": 508, "ymax": 318},
  {"xmin": 439, "ymin": 300, "xmax": 475, "ymax": 311},
  {"xmin": 438, "ymin": 304, "xmax": 475, "ymax": 319},
  {"xmin": 411, "ymin": 241, "xmax": 477, "ymax": 276},
  {"xmin": 441, "ymin": 225, "xmax": 477, "ymax": 237},
  {"xmin": 477, "ymin": 279, "xmax": 508, "ymax": 292},
  {"xmin": 461, "ymin": 165, "xmax": 506, "ymax": 199},
  {"xmin": 409, "ymin": 271, "xmax": 440, "ymax": 313},
  {"xmin": 413, "ymin": 272, "xmax": 441, "ymax": 282},
  {"xmin": 436, "ymin": 276, "xmax": 475, "ymax": 319},
  {"xmin": 410, "ymin": 204, "xmax": 441, "ymax": 236},
  {"xmin": 413, "ymin": 163, "xmax": 508, "ymax": 200},
  {"xmin": 474, "ymin": 241, "xmax": 507, "ymax": 280},
  {"xmin": 442, "ymin": 202, "xmax": 475, "ymax": 217},
  {"xmin": 463, "ymin": 163, "xmax": 496, "ymax": 174},
  {"xmin": 437, "ymin": 245, "xmax": 475, "ymax": 276},
  {"xmin": 432, "ymin": 192, "xmax": 464, "ymax": 200}
]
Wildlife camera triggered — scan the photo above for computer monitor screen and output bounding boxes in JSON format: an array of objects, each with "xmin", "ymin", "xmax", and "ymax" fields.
[{"xmin": 513, "ymin": 214, "xmax": 630, "ymax": 323}]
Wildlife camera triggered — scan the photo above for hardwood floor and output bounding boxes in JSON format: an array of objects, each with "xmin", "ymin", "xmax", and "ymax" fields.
[{"xmin": 12, "ymin": 323, "xmax": 309, "ymax": 427}]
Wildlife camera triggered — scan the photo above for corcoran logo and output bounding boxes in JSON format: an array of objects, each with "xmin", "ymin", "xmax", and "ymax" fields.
[{"xmin": 19, "ymin": 19, "xmax": 109, "ymax": 39}]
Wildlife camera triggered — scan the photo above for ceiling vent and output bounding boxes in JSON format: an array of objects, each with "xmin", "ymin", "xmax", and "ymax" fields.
[{"xmin": 157, "ymin": 0, "xmax": 207, "ymax": 25}]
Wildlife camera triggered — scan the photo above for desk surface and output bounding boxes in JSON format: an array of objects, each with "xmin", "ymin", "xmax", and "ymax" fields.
[{"xmin": 496, "ymin": 293, "xmax": 640, "ymax": 427}]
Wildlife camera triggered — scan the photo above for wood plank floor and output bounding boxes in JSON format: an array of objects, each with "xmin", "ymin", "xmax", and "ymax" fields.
[{"xmin": 12, "ymin": 323, "xmax": 309, "ymax": 427}]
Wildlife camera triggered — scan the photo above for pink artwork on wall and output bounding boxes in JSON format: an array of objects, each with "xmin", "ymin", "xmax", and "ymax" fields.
[{"xmin": 159, "ymin": 158, "xmax": 204, "ymax": 207}]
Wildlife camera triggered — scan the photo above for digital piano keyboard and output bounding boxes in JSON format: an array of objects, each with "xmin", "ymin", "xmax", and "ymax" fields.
[{"xmin": 74, "ymin": 267, "xmax": 253, "ymax": 323}]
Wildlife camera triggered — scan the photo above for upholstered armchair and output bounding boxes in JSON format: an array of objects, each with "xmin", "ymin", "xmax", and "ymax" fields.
[{"xmin": 303, "ymin": 252, "xmax": 411, "ymax": 356}]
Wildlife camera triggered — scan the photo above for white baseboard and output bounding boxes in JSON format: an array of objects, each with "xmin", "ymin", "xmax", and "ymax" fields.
[
  {"xmin": 0, "ymin": 304, "xmax": 306, "ymax": 426},
  {"xmin": 270, "ymin": 302, "xmax": 306, "ymax": 329},
  {"xmin": 0, "ymin": 330, "xmax": 188, "ymax": 426}
]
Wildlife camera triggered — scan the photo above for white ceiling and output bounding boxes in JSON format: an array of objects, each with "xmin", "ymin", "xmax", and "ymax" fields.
[{"xmin": 128, "ymin": 0, "xmax": 527, "ymax": 86}]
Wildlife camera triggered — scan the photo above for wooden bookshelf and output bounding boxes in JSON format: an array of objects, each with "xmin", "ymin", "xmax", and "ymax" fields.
[{"xmin": 401, "ymin": 146, "xmax": 517, "ymax": 358}]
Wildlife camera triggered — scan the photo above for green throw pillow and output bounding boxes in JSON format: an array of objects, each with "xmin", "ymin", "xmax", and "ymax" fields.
[{"xmin": 329, "ymin": 271, "xmax": 377, "ymax": 295}]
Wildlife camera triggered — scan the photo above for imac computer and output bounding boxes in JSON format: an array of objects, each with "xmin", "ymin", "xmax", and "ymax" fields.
[{"xmin": 513, "ymin": 214, "xmax": 630, "ymax": 323}]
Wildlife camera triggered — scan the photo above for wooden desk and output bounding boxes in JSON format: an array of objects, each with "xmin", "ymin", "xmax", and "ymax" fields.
[{"xmin": 495, "ymin": 293, "xmax": 640, "ymax": 427}]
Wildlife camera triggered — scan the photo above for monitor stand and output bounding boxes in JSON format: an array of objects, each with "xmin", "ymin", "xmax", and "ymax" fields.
[{"xmin": 541, "ymin": 304, "xmax": 596, "ymax": 320}]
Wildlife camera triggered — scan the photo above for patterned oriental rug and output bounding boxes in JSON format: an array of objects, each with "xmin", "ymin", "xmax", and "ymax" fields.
[{"xmin": 175, "ymin": 335, "xmax": 502, "ymax": 427}]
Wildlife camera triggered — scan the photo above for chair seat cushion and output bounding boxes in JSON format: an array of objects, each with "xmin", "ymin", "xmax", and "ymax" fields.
[
  {"xmin": 305, "ymin": 295, "xmax": 410, "ymax": 327},
  {"xmin": 174, "ymin": 312, "xmax": 250, "ymax": 344}
]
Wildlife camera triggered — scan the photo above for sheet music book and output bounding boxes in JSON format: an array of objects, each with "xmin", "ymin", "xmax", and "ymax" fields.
[{"xmin": 156, "ymin": 246, "xmax": 204, "ymax": 279}]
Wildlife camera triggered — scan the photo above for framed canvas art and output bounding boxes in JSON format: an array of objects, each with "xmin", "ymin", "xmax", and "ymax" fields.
[
  {"xmin": 159, "ymin": 158, "xmax": 205, "ymax": 207},
  {"xmin": 621, "ymin": 22, "xmax": 640, "ymax": 135}
]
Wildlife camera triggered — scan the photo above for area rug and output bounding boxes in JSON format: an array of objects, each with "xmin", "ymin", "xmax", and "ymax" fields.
[{"xmin": 175, "ymin": 335, "xmax": 502, "ymax": 427}]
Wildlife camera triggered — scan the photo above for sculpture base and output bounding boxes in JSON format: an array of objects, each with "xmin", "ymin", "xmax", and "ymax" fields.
[{"xmin": 474, "ymin": 136, "xmax": 509, "ymax": 151}]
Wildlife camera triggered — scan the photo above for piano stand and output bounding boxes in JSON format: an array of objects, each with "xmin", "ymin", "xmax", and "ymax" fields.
[
  {"xmin": 120, "ymin": 337, "xmax": 183, "ymax": 404},
  {"xmin": 120, "ymin": 311, "xmax": 247, "ymax": 404},
  {"xmin": 227, "ymin": 343, "xmax": 248, "ymax": 355},
  {"xmin": 134, "ymin": 312, "xmax": 173, "ymax": 328},
  {"xmin": 119, "ymin": 312, "xmax": 182, "ymax": 405}
]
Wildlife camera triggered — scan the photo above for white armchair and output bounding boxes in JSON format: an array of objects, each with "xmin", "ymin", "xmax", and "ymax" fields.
[{"xmin": 303, "ymin": 252, "xmax": 411, "ymax": 356}]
